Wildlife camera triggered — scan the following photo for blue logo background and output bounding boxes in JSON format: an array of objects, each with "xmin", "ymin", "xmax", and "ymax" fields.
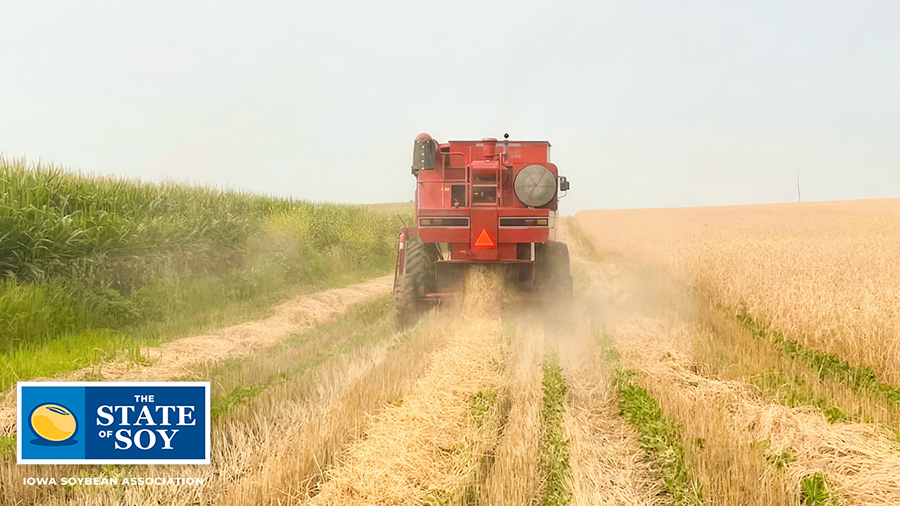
[
  {"xmin": 20, "ymin": 386, "xmax": 85, "ymax": 460},
  {"xmin": 84, "ymin": 386, "xmax": 206, "ymax": 460}
]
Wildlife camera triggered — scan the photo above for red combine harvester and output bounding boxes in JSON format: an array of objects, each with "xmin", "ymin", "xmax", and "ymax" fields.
[{"xmin": 393, "ymin": 133, "xmax": 573, "ymax": 325}]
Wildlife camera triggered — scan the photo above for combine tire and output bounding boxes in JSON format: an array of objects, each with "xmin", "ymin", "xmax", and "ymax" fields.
[
  {"xmin": 405, "ymin": 236, "xmax": 427, "ymax": 297},
  {"xmin": 394, "ymin": 274, "xmax": 418, "ymax": 328},
  {"xmin": 395, "ymin": 235, "xmax": 428, "ymax": 327},
  {"xmin": 537, "ymin": 241, "xmax": 574, "ymax": 302}
]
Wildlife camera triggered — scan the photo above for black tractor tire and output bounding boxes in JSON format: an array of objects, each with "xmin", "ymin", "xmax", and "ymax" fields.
[
  {"xmin": 405, "ymin": 235, "xmax": 428, "ymax": 297},
  {"xmin": 537, "ymin": 241, "xmax": 574, "ymax": 302},
  {"xmin": 394, "ymin": 274, "xmax": 419, "ymax": 328},
  {"xmin": 394, "ymin": 235, "xmax": 429, "ymax": 327}
]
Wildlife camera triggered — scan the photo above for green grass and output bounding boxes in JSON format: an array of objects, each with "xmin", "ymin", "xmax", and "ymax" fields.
[
  {"xmin": 1, "ymin": 328, "xmax": 129, "ymax": 387},
  {"xmin": 596, "ymin": 323, "xmax": 702, "ymax": 503},
  {"xmin": 210, "ymin": 358, "xmax": 323, "ymax": 420},
  {"xmin": 737, "ymin": 313, "xmax": 900, "ymax": 405},
  {"xmin": 540, "ymin": 353, "xmax": 571, "ymax": 506},
  {"xmin": 748, "ymin": 371, "xmax": 848, "ymax": 423},
  {"xmin": 0, "ymin": 156, "xmax": 410, "ymax": 388},
  {"xmin": 613, "ymin": 370, "xmax": 703, "ymax": 506},
  {"xmin": 800, "ymin": 472, "xmax": 840, "ymax": 505},
  {"xmin": 594, "ymin": 325, "xmax": 620, "ymax": 362}
]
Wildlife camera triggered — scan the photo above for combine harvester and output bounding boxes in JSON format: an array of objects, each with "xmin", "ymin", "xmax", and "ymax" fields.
[{"xmin": 393, "ymin": 133, "xmax": 573, "ymax": 325}]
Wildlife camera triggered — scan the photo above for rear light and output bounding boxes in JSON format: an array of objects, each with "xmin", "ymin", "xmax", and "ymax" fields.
[
  {"xmin": 418, "ymin": 217, "xmax": 470, "ymax": 227},
  {"xmin": 499, "ymin": 218, "xmax": 549, "ymax": 227}
]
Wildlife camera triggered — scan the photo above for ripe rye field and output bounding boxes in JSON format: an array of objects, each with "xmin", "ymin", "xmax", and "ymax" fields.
[{"xmin": 2, "ymin": 158, "xmax": 900, "ymax": 505}]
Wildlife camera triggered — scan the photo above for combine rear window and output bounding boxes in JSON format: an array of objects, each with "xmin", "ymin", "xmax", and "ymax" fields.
[
  {"xmin": 472, "ymin": 186, "xmax": 497, "ymax": 204},
  {"xmin": 451, "ymin": 185, "xmax": 466, "ymax": 207}
]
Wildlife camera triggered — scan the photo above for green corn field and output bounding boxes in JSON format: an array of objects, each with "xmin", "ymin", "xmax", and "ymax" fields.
[{"xmin": 0, "ymin": 156, "xmax": 408, "ymax": 390}]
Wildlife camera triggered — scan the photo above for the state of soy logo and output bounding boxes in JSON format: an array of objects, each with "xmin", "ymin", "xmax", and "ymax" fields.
[{"xmin": 17, "ymin": 382, "xmax": 209, "ymax": 464}]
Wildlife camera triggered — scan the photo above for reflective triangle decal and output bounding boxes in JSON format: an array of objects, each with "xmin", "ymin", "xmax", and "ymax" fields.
[{"xmin": 474, "ymin": 228, "xmax": 495, "ymax": 249}]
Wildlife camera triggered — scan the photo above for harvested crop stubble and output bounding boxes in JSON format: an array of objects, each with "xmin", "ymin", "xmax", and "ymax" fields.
[
  {"xmin": 309, "ymin": 269, "xmax": 506, "ymax": 505},
  {"xmin": 222, "ymin": 320, "xmax": 445, "ymax": 506},
  {"xmin": 694, "ymin": 299, "xmax": 900, "ymax": 430},
  {"xmin": 612, "ymin": 318, "xmax": 900, "ymax": 506},
  {"xmin": 480, "ymin": 318, "xmax": 544, "ymax": 505},
  {"xmin": 561, "ymin": 348, "xmax": 665, "ymax": 506},
  {"xmin": 0, "ymin": 333, "xmax": 408, "ymax": 506}
]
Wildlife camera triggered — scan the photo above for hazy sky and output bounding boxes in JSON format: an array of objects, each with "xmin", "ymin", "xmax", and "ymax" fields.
[{"xmin": 2, "ymin": 1, "xmax": 899, "ymax": 212}]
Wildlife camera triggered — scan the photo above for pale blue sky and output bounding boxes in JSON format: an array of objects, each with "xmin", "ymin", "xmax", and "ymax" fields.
[{"xmin": 2, "ymin": 1, "xmax": 899, "ymax": 212}]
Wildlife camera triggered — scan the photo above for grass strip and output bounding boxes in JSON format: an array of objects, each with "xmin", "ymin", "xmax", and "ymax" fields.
[
  {"xmin": 737, "ymin": 313, "xmax": 900, "ymax": 405},
  {"xmin": 800, "ymin": 472, "xmax": 841, "ymax": 506},
  {"xmin": 747, "ymin": 371, "xmax": 848, "ymax": 423},
  {"xmin": 0, "ymin": 293, "xmax": 396, "ymax": 459},
  {"xmin": 210, "ymin": 354, "xmax": 330, "ymax": 420},
  {"xmin": 540, "ymin": 352, "xmax": 571, "ymax": 506},
  {"xmin": 613, "ymin": 369, "xmax": 703, "ymax": 506}
]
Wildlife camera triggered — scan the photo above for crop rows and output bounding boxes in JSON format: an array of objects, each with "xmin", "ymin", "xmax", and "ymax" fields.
[
  {"xmin": 575, "ymin": 200, "xmax": 900, "ymax": 387},
  {"xmin": 570, "ymin": 203, "xmax": 900, "ymax": 506}
]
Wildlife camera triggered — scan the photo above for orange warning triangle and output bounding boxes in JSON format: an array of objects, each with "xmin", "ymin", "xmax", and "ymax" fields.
[{"xmin": 474, "ymin": 228, "xmax": 495, "ymax": 249}]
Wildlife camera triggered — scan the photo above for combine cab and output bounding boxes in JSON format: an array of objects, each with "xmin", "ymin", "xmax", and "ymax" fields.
[{"xmin": 393, "ymin": 133, "xmax": 573, "ymax": 326}]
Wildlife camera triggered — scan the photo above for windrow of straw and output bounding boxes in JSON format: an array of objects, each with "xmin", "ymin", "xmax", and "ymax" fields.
[
  {"xmin": 310, "ymin": 319, "xmax": 504, "ymax": 505},
  {"xmin": 479, "ymin": 318, "xmax": 544, "ymax": 505},
  {"xmin": 611, "ymin": 318, "xmax": 900, "ymax": 506},
  {"xmin": 310, "ymin": 270, "xmax": 506, "ymax": 506},
  {"xmin": 560, "ymin": 347, "xmax": 665, "ymax": 506},
  {"xmin": 221, "ymin": 317, "xmax": 446, "ymax": 506},
  {"xmin": 460, "ymin": 265, "xmax": 505, "ymax": 319}
]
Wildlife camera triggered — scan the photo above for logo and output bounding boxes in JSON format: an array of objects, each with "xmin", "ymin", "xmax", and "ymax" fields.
[
  {"xmin": 30, "ymin": 403, "xmax": 78, "ymax": 444},
  {"xmin": 17, "ymin": 382, "xmax": 210, "ymax": 465}
]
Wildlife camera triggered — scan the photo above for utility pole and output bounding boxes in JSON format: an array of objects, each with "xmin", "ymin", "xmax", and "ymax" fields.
[{"xmin": 796, "ymin": 167, "xmax": 801, "ymax": 203}]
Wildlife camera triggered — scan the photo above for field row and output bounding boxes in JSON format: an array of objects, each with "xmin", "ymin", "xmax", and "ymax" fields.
[
  {"xmin": 564, "ymin": 217, "xmax": 900, "ymax": 506},
  {"xmin": 0, "ymin": 268, "xmax": 667, "ymax": 505}
]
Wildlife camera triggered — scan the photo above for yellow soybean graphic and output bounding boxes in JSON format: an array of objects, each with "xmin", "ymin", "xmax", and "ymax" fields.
[{"xmin": 31, "ymin": 404, "xmax": 77, "ymax": 441}]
